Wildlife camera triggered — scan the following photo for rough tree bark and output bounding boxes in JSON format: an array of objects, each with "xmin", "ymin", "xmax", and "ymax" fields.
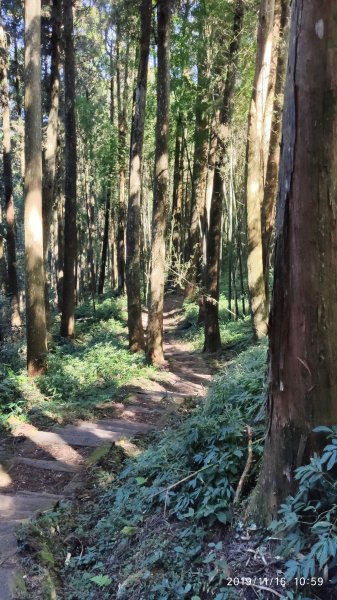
[
  {"xmin": 146, "ymin": 0, "xmax": 171, "ymax": 365},
  {"xmin": 246, "ymin": 0, "xmax": 275, "ymax": 339},
  {"xmin": 42, "ymin": 0, "xmax": 61, "ymax": 323},
  {"xmin": 261, "ymin": 0, "xmax": 290, "ymax": 303},
  {"xmin": 60, "ymin": 0, "xmax": 77, "ymax": 338},
  {"xmin": 0, "ymin": 23, "xmax": 21, "ymax": 328},
  {"xmin": 24, "ymin": 0, "xmax": 47, "ymax": 374},
  {"xmin": 258, "ymin": 0, "xmax": 337, "ymax": 521},
  {"xmin": 203, "ymin": 0, "xmax": 244, "ymax": 353},
  {"xmin": 126, "ymin": 0, "xmax": 152, "ymax": 352}
]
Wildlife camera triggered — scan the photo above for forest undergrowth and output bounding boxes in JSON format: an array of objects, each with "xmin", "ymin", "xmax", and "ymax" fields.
[
  {"xmin": 2, "ymin": 296, "xmax": 336, "ymax": 599},
  {"xmin": 0, "ymin": 294, "xmax": 156, "ymax": 428},
  {"xmin": 12, "ymin": 294, "xmax": 270, "ymax": 599}
]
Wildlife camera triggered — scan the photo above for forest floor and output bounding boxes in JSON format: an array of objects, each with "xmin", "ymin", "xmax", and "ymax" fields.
[
  {"xmin": 0, "ymin": 293, "xmax": 222, "ymax": 599},
  {"xmin": 1, "ymin": 293, "xmax": 316, "ymax": 599}
]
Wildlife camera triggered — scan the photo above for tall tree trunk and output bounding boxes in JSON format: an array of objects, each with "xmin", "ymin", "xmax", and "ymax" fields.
[
  {"xmin": 110, "ymin": 205, "xmax": 117, "ymax": 289},
  {"xmin": 56, "ymin": 184, "xmax": 64, "ymax": 311},
  {"xmin": 258, "ymin": 0, "xmax": 337, "ymax": 521},
  {"xmin": 146, "ymin": 0, "xmax": 171, "ymax": 365},
  {"xmin": 0, "ymin": 24, "xmax": 21, "ymax": 328},
  {"xmin": 261, "ymin": 0, "xmax": 290, "ymax": 303},
  {"xmin": 246, "ymin": 0, "xmax": 275, "ymax": 339},
  {"xmin": 0, "ymin": 203, "xmax": 7, "ymax": 296},
  {"xmin": 85, "ymin": 179, "xmax": 96, "ymax": 309},
  {"xmin": 170, "ymin": 118, "xmax": 184, "ymax": 275},
  {"xmin": 24, "ymin": 0, "xmax": 47, "ymax": 375},
  {"xmin": 126, "ymin": 0, "xmax": 151, "ymax": 352},
  {"xmin": 198, "ymin": 124, "xmax": 217, "ymax": 324},
  {"xmin": 185, "ymin": 15, "xmax": 210, "ymax": 299},
  {"xmin": 98, "ymin": 187, "xmax": 110, "ymax": 295},
  {"xmin": 203, "ymin": 0, "xmax": 244, "ymax": 353},
  {"xmin": 116, "ymin": 31, "xmax": 130, "ymax": 295},
  {"xmin": 42, "ymin": 0, "xmax": 61, "ymax": 324},
  {"xmin": 60, "ymin": 0, "xmax": 77, "ymax": 338}
]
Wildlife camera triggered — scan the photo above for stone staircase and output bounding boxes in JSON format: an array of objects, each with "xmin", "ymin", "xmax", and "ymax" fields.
[{"xmin": 0, "ymin": 414, "xmax": 156, "ymax": 599}]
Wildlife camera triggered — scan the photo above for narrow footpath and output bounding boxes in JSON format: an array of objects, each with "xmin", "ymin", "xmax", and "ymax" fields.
[{"xmin": 0, "ymin": 294, "xmax": 213, "ymax": 598}]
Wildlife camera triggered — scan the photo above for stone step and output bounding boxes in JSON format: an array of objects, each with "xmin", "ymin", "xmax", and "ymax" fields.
[
  {"xmin": 0, "ymin": 491, "xmax": 63, "ymax": 522},
  {"xmin": 13, "ymin": 457, "xmax": 81, "ymax": 474},
  {"xmin": 27, "ymin": 429, "xmax": 122, "ymax": 448},
  {"xmin": 26, "ymin": 419, "xmax": 155, "ymax": 448},
  {"xmin": 87, "ymin": 419, "xmax": 154, "ymax": 433}
]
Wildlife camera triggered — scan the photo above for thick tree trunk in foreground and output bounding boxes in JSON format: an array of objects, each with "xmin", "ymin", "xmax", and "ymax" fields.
[
  {"xmin": 203, "ymin": 0, "xmax": 244, "ymax": 353},
  {"xmin": 246, "ymin": 0, "xmax": 275, "ymax": 339},
  {"xmin": 261, "ymin": 0, "xmax": 289, "ymax": 303},
  {"xmin": 126, "ymin": 0, "xmax": 151, "ymax": 352},
  {"xmin": 24, "ymin": 0, "xmax": 47, "ymax": 374},
  {"xmin": 0, "ymin": 24, "xmax": 21, "ymax": 328},
  {"xmin": 61, "ymin": 0, "xmax": 77, "ymax": 338},
  {"xmin": 258, "ymin": 0, "xmax": 337, "ymax": 521},
  {"xmin": 43, "ymin": 0, "xmax": 61, "ymax": 324},
  {"xmin": 146, "ymin": 0, "xmax": 171, "ymax": 365}
]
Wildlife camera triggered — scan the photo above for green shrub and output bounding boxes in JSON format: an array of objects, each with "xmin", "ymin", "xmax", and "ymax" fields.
[
  {"xmin": 0, "ymin": 364, "xmax": 26, "ymax": 423},
  {"xmin": 62, "ymin": 343, "xmax": 267, "ymax": 598},
  {"xmin": 270, "ymin": 426, "xmax": 337, "ymax": 584}
]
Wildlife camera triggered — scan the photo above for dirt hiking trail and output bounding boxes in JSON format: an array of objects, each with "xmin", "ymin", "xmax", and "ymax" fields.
[{"xmin": 0, "ymin": 294, "xmax": 214, "ymax": 598}]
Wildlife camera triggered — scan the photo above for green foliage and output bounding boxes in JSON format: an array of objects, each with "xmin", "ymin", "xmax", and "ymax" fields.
[
  {"xmin": 0, "ymin": 296, "xmax": 154, "ymax": 426},
  {"xmin": 182, "ymin": 295, "xmax": 253, "ymax": 353},
  {"xmin": 270, "ymin": 427, "xmax": 337, "ymax": 584},
  {"xmin": 0, "ymin": 364, "xmax": 26, "ymax": 423},
  {"xmin": 59, "ymin": 342, "xmax": 267, "ymax": 598}
]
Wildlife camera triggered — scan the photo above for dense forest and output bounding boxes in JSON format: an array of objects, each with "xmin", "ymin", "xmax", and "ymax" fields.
[{"xmin": 1, "ymin": 0, "xmax": 337, "ymax": 598}]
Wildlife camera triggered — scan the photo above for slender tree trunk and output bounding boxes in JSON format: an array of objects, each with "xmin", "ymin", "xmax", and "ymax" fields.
[
  {"xmin": 185, "ymin": 19, "xmax": 210, "ymax": 299},
  {"xmin": 42, "ymin": 0, "xmax": 61, "ymax": 324},
  {"xmin": 61, "ymin": 0, "xmax": 77, "ymax": 338},
  {"xmin": 261, "ymin": 0, "xmax": 290, "ymax": 303},
  {"xmin": 98, "ymin": 187, "xmax": 110, "ymax": 295},
  {"xmin": 0, "ymin": 24, "xmax": 21, "ymax": 328},
  {"xmin": 0, "ymin": 203, "xmax": 7, "ymax": 295},
  {"xmin": 246, "ymin": 0, "xmax": 275, "ymax": 339},
  {"xmin": 203, "ymin": 0, "xmax": 244, "ymax": 353},
  {"xmin": 171, "ymin": 118, "xmax": 184, "ymax": 273},
  {"xmin": 116, "ymin": 32, "xmax": 130, "ymax": 295},
  {"xmin": 24, "ymin": 0, "xmax": 47, "ymax": 375},
  {"xmin": 126, "ymin": 0, "xmax": 151, "ymax": 352},
  {"xmin": 110, "ymin": 205, "xmax": 116, "ymax": 290},
  {"xmin": 257, "ymin": 0, "xmax": 337, "ymax": 522},
  {"xmin": 146, "ymin": 0, "xmax": 171, "ymax": 365},
  {"xmin": 198, "ymin": 125, "xmax": 217, "ymax": 324},
  {"xmin": 56, "ymin": 190, "xmax": 64, "ymax": 311},
  {"xmin": 84, "ymin": 180, "xmax": 96, "ymax": 309}
]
